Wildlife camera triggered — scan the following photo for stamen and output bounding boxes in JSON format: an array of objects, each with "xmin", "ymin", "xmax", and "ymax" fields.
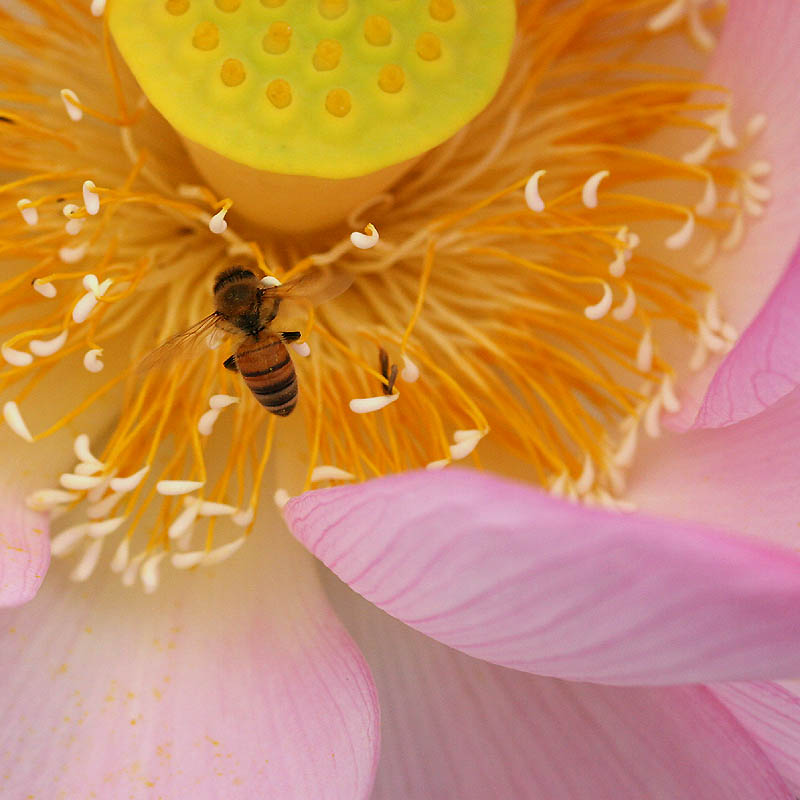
[
  {"xmin": 202, "ymin": 537, "xmax": 245, "ymax": 565},
  {"xmin": 208, "ymin": 207, "xmax": 228, "ymax": 234},
  {"xmin": 613, "ymin": 423, "xmax": 638, "ymax": 468},
  {"xmin": 59, "ymin": 473, "xmax": 104, "ymax": 490},
  {"xmin": 87, "ymin": 516, "xmax": 126, "ymax": 538},
  {"xmin": 197, "ymin": 409, "xmax": 220, "ymax": 436},
  {"xmin": 583, "ymin": 282, "xmax": 613, "ymax": 320},
  {"xmin": 664, "ymin": 212, "xmax": 695, "ymax": 250},
  {"xmin": 401, "ymin": 355, "xmax": 420, "ymax": 382},
  {"xmin": 75, "ymin": 462, "xmax": 103, "ymax": 476},
  {"xmin": 122, "ymin": 553, "xmax": 146, "ymax": 588},
  {"xmin": 647, "ymin": 0, "xmax": 685, "ymax": 31},
  {"xmin": 581, "ymin": 170, "xmax": 609, "ymax": 209},
  {"xmin": 196, "ymin": 501, "xmax": 238, "ymax": 516},
  {"xmin": 644, "ymin": 394, "xmax": 662, "ymax": 438},
  {"xmin": 574, "ymin": 454, "xmax": 595, "ymax": 495},
  {"xmin": 3, "ymin": 401, "xmax": 33, "ymax": 442},
  {"xmin": 60, "ymin": 89, "xmax": 83, "ymax": 121},
  {"xmin": 70, "ymin": 539, "xmax": 103, "ymax": 582},
  {"xmin": 273, "ymin": 488, "xmax": 290, "ymax": 509},
  {"xmin": 524, "ymin": 170, "xmax": 546, "ymax": 212},
  {"xmin": 110, "ymin": 538, "xmax": 130, "ymax": 573},
  {"xmin": 261, "ymin": 276, "xmax": 282, "ymax": 288},
  {"xmin": 60, "ymin": 242, "xmax": 89, "ymax": 265},
  {"xmin": 168, "ymin": 502, "xmax": 199, "ymax": 539},
  {"xmin": 29, "ymin": 331, "xmax": 68, "ymax": 357},
  {"xmin": 88, "ymin": 492, "xmax": 123, "ymax": 519},
  {"xmin": 156, "ymin": 479, "xmax": 203, "ymax": 496},
  {"xmin": 2, "ymin": 345, "xmax": 33, "ymax": 367},
  {"xmin": 349, "ymin": 394, "xmax": 400, "ymax": 413},
  {"xmin": 611, "ymin": 284, "xmax": 636, "ymax": 321},
  {"xmin": 209, "ymin": 394, "xmax": 239, "ymax": 409},
  {"xmin": 449, "ymin": 429, "xmax": 485, "ymax": 460},
  {"xmin": 636, "ymin": 328, "xmax": 653, "ymax": 373},
  {"xmin": 83, "ymin": 348, "xmax": 104, "ymax": 372},
  {"xmin": 310, "ymin": 465, "xmax": 355, "ymax": 482},
  {"xmin": 233, "ymin": 508, "xmax": 254, "ymax": 526},
  {"xmin": 33, "ymin": 281, "xmax": 57, "ymax": 298},
  {"xmin": 425, "ymin": 459, "xmax": 449, "ymax": 471},
  {"xmin": 291, "ymin": 342, "xmax": 311, "ymax": 357},
  {"xmin": 83, "ymin": 180, "xmax": 100, "ymax": 214},
  {"xmin": 695, "ymin": 176, "xmax": 717, "ymax": 215},
  {"xmin": 171, "ymin": 551, "xmax": 205, "ymax": 569},
  {"xmin": 51, "ymin": 524, "xmax": 91, "ymax": 557},
  {"xmin": 110, "ymin": 466, "xmax": 150, "ymax": 493},
  {"xmin": 16, "ymin": 199, "xmax": 38, "ymax": 226},
  {"xmin": 26, "ymin": 489, "xmax": 79, "ymax": 511},
  {"xmin": 140, "ymin": 552, "xmax": 166, "ymax": 594},
  {"xmin": 660, "ymin": 375, "xmax": 681, "ymax": 413},
  {"xmin": 350, "ymin": 222, "xmax": 379, "ymax": 249}
]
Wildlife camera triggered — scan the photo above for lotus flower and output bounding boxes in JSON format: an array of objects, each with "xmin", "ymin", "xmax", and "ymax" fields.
[{"xmin": 2, "ymin": 0, "xmax": 800, "ymax": 798}]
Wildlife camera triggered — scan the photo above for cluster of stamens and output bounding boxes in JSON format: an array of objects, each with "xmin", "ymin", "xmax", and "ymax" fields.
[{"xmin": 0, "ymin": 0, "xmax": 769, "ymax": 589}]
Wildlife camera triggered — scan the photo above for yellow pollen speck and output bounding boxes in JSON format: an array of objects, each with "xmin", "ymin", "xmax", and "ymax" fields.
[
  {"xmin": 215, "ymin": 0, "xmax": 241, "ymax": 11},
  {"xmin": 364, "ymin": 15, "xmax": 392, "ymax": 46},
  {"xmin": 378, "ymin": 64, "xmax": 404, "ymax": 93},
  {"xmin": 416, "ymin": 32, "xmax": 442, "ymax": 61},
  {"xmin": 263, "ymin": 21, "xmax": 292, "ymax": 54},
  {"xmin": 266, "ymin": 78, "xmax": 291, "ymax": 108},
  {"xmin": 318, "ymin": 0, "xmax": 348, "ymax": 20},
  {"xmin": 429, "ymin": 0, "xmax": 455, "ymax": 21},
  {"xmin": 313, "ymin": 39, "xmax": 342, "ymax": 71},
  {"xmin": 192, "ymin": 22, "xmax": 219, "ymax": 51},
  {"xmin": 164, "ymin": 0, "xmax": 189, "ymax": 14},
  {"xmin": 325, "ymin": 88, "xmax": 351, "ymax": 117},
  {"xmin": 220, "ymin": 58, "xmax": 245, "ymax": 86}
]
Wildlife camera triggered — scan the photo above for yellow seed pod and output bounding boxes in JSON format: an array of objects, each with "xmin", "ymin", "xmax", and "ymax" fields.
[{"xmin": 110, "ymin": 0, "xmax": 515, "ymax": 229}]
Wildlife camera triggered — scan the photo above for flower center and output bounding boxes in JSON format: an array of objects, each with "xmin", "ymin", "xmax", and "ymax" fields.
[{"xmin": 0, "ymin": 0, "xmax": 769, "ymax": 591}]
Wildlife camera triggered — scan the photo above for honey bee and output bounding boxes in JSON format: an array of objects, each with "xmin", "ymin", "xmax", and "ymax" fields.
[{"xmin": 142, "ymin": 265, "xmax": 351, "ymax": 416}]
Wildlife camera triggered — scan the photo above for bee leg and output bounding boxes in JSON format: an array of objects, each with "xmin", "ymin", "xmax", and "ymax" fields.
[
  {"xmin": 223, "ymin": 354, "xmax": 238, "ymax": 372},
  {"xmin": 378, "ymin": 347, "xmax": 398, "ymax": 395},
  {"xmin": 281, "ymin": 331, "xmax": 302, "ymax": 343}
]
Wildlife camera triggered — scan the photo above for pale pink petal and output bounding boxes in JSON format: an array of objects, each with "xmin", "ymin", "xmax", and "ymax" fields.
[
  {"xmin": 694, "ymin": 242, "xmax": 800, "ymax": 428},
  {"xmin": 630, "ymin": 384, "xmax": 800, "ymax": 551},
  {"xmin": 326, "ymin": 578, "xmax": 791, "ymax": 799},
  {"xmin": 0, "ymin": 482, "xmax": 49, "ymax": 607},
  {"xmin": 676, "ymin": 0, "xmax": 800, "ymax": 427},
  {"xmin": 285, "ymin": 469, "xmax": 800, "ymax": 685},
  {"xmin": 712, "ymin": 682, "xmax": 800, "ymax": 796},
  {"xmin": 0, "ymin": 519, "xmax": 378, "ymax": 799}
]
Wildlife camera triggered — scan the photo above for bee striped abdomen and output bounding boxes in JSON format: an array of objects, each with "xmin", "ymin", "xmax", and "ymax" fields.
[{"xmin": 235, "ymin": 333, "xmax": 297, "ymax": 416}]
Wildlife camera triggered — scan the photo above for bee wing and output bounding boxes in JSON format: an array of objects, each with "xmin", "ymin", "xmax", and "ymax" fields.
[
  {"xmin": 138, "ymin": 313, "xmax": 233, "ymax": 373},
  {"xmin": 266, "ymin": 268, "xmax": 352, "ymax": 331}
]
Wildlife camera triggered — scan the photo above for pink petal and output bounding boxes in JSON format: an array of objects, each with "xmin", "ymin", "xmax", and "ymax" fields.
[
  {"xmin": 676, "ymin": 0, "xmax": 800, "ymax": 428},
  {"xmin": 630, "ymin": 385, "xmax": 800, "ymax": 551},
  {"xmin": 0, "ymin": 524, "xmax": 378, "ymax": 798},
  {"xmin": 712, "ymin": 681, "xmax": 800, "ymax": 796},
  {"xmin": 286, "ymin": 469, "xmax": 800, "ymax": 685},
  {"xmin": 328, "ymin": 579, "xmax": 791, "ymax": 799},
  {"xmin": 0, "ymin": 483, "xmax": 49, "ymax": 607},
  {"xmin": 694, "ymin": 241, "xmax": 800, "ymax": 429}
]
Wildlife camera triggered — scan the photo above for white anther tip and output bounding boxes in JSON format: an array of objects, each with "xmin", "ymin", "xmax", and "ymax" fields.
[
  {"xmin": 29, "ymin": 330, "xmax": 68, "ymax": 357},
  {"xmin": 2, "ymin": 345, "xmax": 33, "ymax": 367},
  {"xmin": 140, "ymin": 552, "xmax": 166, "ymax": 594},
  {"xmin": 524, "ymin": 170, "xmax": 546, "ymax": 212},
  {"xmin": 110, "ymin": 466, "xmax": 149, "ymax": 493},
  {"xmin": 665, "ymin": 213, "xmax": 695, "ymax": 250},
  {"xmin": 349, "ymin": 393, "xmax": 400, "ymax": 414},
  {"xmin": 83, "ymin": 348, "xmax": 104, "ymax": 372},
  {"xmin": 82, "ymin": 180, "xmax": 100, "ymax": 214},
  {"xmin": 209, "ymin": 208, "xmax": 228, "ymax": 234},
  {"xmin": 582, "ymin": 170, "xmax": 609, "ymax": 209},
  {"xmin": 311, "ymin": 466, "xmax": 356, "ymax": 482},
  {"xmin": 291, "ymin": 341, "xmax": 311, "ymax": 358},
  {"xmin": 197, "ymin": 408, "xmax": 220, "ymax": 436},
  {"xmin": 202, "ymin": 537, "xmax": 246, "ymax": 566},
  {"xmin": 209, "ymin": 394, "xmax": 239, "ymax": 409},
  {"xmin": 110, "ymin": 538, "xmax": 130, "ymax": 573},
  {"xmin": 3, "ymin": 401, "xmax": 33, "ymax": 442},
  {"xmin": 60, "ymin": 89, "xmax": 83, "ymax": 121},
  {"xmin": 156, "ymin": 479, "xmax": 204, "ymax": 496},
  {"xmin": 260, "ymin": 275, "xmax": 282, "ymax": 287},
  {"xmin": 274, "ymin": 488, "xmax": 291, "ymax": 509},
  {"xmin": 33, "ymin": 280, "xmax": 56, "ymax": 298},
  {"xmin": 584, "ymin": 282, "xmax": 613, "ymax": 320},
  {"xmin": 425, "ymin": 459, "xmax": 450, "ymax": 471},
  {"xmin": 233, "ymin": 507, "xmax": 254, "ymax": 527},
  {"xmin": 59, "ymin": 473, "xmax": 104, "ymax": 491},
  {"xmin": 350, "ymin": 223, "xmax": 379, "ymax": 249},
  {"xmin": 17, "ymin": 199, "xmax": 38, "ymax": 226},
  {"xmin": 61, "ymin": 242, "xmax": 89, "ymax": 265},
  {"xmin": 400, "ymin": 355, "xmax": 419, "ymax": 383}
]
